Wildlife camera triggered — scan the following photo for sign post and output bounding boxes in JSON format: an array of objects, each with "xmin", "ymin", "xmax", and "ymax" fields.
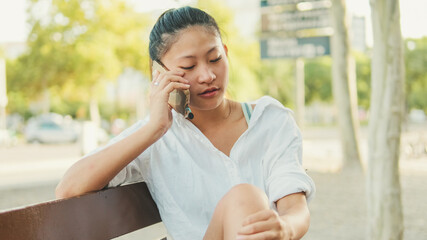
[{"xmin": 260, "ymin": 0, "xmax": 332, "ymax": 128}]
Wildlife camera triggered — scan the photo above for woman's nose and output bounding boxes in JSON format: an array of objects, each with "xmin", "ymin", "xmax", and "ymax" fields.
[{"xmin": 197, "ymin": 65, "xmax": 216, "ymax": 84}]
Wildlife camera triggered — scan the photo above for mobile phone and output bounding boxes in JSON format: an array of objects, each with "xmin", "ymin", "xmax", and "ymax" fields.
[{"xmin": 152, "ymin": 61, "xmax": 194, "ymax": 119}]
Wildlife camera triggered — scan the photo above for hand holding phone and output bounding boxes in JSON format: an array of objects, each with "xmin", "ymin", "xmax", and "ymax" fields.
[{"xmin": 152, "ymin": 61, "xmax": 194, "ymax": 119}]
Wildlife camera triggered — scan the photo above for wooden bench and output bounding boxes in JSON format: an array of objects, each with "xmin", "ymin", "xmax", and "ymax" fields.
[{"xmin": 0, "ymin": 182, "xmax": 167, "ymax": 240}]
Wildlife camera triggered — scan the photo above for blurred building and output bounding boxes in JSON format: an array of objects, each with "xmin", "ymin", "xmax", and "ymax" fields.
[
  {"xmin": 106, "ymin": 68, "xmax": 151, "ymax": 120},
  {"xmin": 225, "ymin": 0, "xmax": 260, "ymax": 40},
  {"xmin": 350, "ymin": 15, "xmax": 366, "ymax": 52}
]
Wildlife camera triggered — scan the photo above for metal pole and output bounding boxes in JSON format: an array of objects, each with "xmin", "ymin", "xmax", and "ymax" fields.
[{"xmin": 295, "ymin": 57, "xmax": 305, "ymax": 129}]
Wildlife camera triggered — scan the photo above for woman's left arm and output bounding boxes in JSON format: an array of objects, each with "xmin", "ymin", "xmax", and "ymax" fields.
[{"xmin": 276, "ymin": 192, "xmax": 310, "ymax": 240}]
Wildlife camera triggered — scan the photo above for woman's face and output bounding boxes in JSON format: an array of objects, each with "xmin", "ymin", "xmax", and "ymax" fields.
[{"xmin": 160, "ymin": 25, "xmax": 229, "ymax": 111}]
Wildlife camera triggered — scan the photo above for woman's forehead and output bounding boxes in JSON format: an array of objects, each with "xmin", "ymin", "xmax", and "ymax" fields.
[{"xmin": 165, "ymin": 26, "xmax": 223, "ymax": 59}]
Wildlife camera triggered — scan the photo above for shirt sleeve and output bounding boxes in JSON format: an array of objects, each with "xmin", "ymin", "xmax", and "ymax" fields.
[
  {"xmin": 85, "ymin": 119, "xmax": 151, "ymax": 188},
  {"xmin": 263, "ymin": 109, "xmax": 315, "ymax": 209}
]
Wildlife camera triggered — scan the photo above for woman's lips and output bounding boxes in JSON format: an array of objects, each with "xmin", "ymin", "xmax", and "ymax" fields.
[{"xmin": 199, "ymin": 87, "xmax": 219, "ymax": 97}]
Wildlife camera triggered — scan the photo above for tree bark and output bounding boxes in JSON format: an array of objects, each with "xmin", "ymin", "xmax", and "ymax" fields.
[
  {"xmin": 330, "ymin": 0, "xmax": 362, "ymax": 171},
  {"xmin": 367, "ymin": 0, "xmax": 405, "ymax": 239}
]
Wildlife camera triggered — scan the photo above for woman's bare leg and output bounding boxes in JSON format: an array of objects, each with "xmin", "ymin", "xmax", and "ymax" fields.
[{"xmin": 203, "ymin": 183, "xmax": 270, "ymax": 240}]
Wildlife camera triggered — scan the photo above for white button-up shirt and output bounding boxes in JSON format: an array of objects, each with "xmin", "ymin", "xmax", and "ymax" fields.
[{"xmin": 106, "ymin": 96, "xmax": 315, "ymax": 240}]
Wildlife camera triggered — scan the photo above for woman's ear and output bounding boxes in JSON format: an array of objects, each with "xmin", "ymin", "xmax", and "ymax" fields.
[{"xmin": 223, "ymin": 44, "xmax": 228, "ymax": 56}]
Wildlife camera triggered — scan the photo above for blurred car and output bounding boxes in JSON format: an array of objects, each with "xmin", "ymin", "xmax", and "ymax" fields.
[
  {"xmin": 409, "ymin": 109, "xmax": 426, "ymax": 123},
  {"xmin": 25, "ymin": 114, "xmax": 78, "ymax": 144}
]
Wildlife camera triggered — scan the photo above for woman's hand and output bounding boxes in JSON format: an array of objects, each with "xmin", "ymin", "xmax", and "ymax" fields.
[
  {"xmin": 236, "ymin": 210, "xmax": 293, "ymax": 240},
  {"xmin": 148, "ymin": 69, "xmax": 190, "ymax": 138}
]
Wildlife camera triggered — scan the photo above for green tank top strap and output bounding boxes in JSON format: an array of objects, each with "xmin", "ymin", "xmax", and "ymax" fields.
[{"xmin": 241, "ymin": 102, "xmax": 253, "ymax": 125}]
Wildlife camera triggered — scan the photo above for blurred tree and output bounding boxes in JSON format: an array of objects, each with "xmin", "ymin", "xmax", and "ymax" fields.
[
  {"xmin": 330, "ymin": 0, "xmax": 362, "ymax": 171},
  {"xmin": 367, "ymin": 0, "xmax": 404, "ymax": 239},
  {"xmin": 405, "ymin": 37, "xmax": 427, "ymax": 113},
  {"xmin": 7, "ymin": 0, "xmax": 151, "ymax": 122}
]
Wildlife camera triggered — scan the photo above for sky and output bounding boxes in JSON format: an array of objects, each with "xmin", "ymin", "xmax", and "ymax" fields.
[{"xmin": 0, "ymin": 0, "xmax": 426, "ymax": 43}]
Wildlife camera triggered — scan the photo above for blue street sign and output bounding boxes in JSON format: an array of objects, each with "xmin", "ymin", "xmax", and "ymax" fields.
[
  {"xmin": 260, "ymin": 36, "xmax": 330, "ymax": 59},
  {"xmin": 261, "ymin": 0, "xmax": 325, "ymax": 7}
]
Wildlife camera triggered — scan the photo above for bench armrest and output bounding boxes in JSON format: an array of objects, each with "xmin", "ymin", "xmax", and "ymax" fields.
[{"xmin": 0, "ymin": 182, "xmax": 162, "ymax": 240}]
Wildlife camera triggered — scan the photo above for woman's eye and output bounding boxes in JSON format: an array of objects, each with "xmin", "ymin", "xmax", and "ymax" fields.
[
  {"xmin": 181, "ymin": 65, "xmax": 195, "ymax": 70},
  {"xmin": 210, "ymin": 56, "xmax": 222, "ymax": 63}
]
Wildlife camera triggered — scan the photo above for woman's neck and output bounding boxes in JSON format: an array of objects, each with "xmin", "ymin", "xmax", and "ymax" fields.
[{"xmin": 189, "ymin": 98, "xmax": 234, "ymax": 131}]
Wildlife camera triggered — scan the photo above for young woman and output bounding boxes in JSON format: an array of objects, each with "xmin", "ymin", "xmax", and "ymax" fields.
[{"xmin": 56, "ymin": 6, "xmax": 315, "ymax": 240}]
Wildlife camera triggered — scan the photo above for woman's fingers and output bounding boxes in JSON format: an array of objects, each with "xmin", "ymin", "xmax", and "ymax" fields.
[
  {"xmin": 237, "ymin": 210, "xmax": 288, "ymax": 239},
  {"xmin": 242, "ymin": 210, "xmax": 277, "ymax": 226},
  {"xmin": 149, "ymin": 70, "xmax": 190, "ymax": 113},
  {"xmin": 152, "ymin": 70, "xmax": 160, "ymax": 81},
  {"xmin": 238, "ymin": 220, "xmax": 272, "ymax": 235},
  {"xmin": 151, "ymin": 71, "xmax": 190, "ymax": 102},
  {"xmin": 152, "ymin": 70, "xmax": 188, "ymax": 88},
  {"xmin": 163, "ymin": 82, "xmax": 190, "ymax": 94}
]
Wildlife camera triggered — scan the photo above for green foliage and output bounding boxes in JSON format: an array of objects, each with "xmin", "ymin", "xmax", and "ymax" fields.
[
  {"xmin": 354, "ymin": 51, "xmax": 371, "ymax": 109},
  {"xmin": 256, "ymin": 59, "xmax": 294, "ymax": 107},
  {"xmin": 7, "ymin": 0, "xmax": 151, "ymax": 118},
  {"xmin": 304, "ymin": 56, "xmax": 332, "ymax": 104}
]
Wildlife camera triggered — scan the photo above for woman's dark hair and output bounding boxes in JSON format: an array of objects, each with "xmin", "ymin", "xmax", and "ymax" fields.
[{"xmin": 149, "ymin": 6, "xmax": 221, "ymax": 62}]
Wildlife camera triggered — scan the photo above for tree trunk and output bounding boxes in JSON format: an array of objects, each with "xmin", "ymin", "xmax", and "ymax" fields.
[
  {"xmin": 40, "ymin": 76, "xmax": 50, "ymax": 114},
  {"xmin": 0, "ymin": 59, "xmax": 8, "ymax": 146},
  {"xmin": 42, "ymin": 89, "xmax": 50, "ymax": 114},
  {"xmin": 330, "ymin": 0, "xmax": 362, "ymax": 171},
  {"xmin": 367, "ymin": 0, "xmax": 405, "ymax": 239},
  {"xmin": 0, "ymin": 59, "xmax": 7, "ymax": 130}
]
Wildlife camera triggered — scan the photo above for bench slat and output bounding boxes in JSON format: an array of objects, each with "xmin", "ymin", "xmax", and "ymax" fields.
[{"xmin": 0, "ymin": 182, "xmax": 162, "ymax": 240}]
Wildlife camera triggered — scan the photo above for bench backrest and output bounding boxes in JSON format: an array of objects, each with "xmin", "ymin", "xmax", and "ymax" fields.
[{"xmin": 0, "ymin": 182, "xmax": 162, "ymax": 240}]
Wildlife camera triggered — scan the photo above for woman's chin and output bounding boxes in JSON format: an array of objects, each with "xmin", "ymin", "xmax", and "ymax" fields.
[{"xmin": 190, "ymin": 95, "xmax": 225, "ymax": 109}]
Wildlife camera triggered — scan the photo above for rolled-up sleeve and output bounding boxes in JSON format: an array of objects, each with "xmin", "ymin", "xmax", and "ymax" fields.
[
  {"xmin": 108, "ymin": 158, "xmax": 147, "ymax": 187},
  {"xmin": 263, "ymin": 111, "xmax": 315, "ymax": 209}
]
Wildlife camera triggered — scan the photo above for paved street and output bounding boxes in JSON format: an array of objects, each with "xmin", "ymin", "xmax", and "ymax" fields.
[{"xmin": 0, "ymin": 143, "xmax": 81, "ymax": 190}]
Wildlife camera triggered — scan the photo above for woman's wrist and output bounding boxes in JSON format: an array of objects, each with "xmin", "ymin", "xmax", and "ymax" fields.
[
  {"xmin": 144, "ymin": 121, "xmax": 169, "ymax": 142},
  {"xmin": 280, "ymin": 215, "xmax": 296, "ymax": 240}
]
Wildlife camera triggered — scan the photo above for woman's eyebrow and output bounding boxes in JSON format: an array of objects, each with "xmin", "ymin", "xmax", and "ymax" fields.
[
  {"xmin": 206, "ymin": 46, "xmax": 218, "ymax": 54},
  {"xmin": 178, "ymin": 46, "xmax": 219, "ymax": 59}
]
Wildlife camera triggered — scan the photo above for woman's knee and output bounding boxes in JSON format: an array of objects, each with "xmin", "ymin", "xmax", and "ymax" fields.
[
  {"xmin": 205, "ymin": 184, "xmax": 270, "ymax": 240},
  {"xmin": 220, "ymin": 183, "xmax": 269, "ymax": 210}
]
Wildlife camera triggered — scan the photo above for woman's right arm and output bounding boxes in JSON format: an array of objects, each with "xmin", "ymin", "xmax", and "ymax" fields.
[
  {"xmin": 55, "ymin": 69, "xmax": 189, "ymax": 199},
  {"xmin": 55, "ymin": 122, "xmax": 163, "ymax": 199}
]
